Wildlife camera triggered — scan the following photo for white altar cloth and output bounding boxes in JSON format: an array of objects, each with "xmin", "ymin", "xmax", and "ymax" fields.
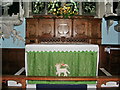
[{"xmin": 25, "ymin": 44, "xmax": 99, "ymax": 52}]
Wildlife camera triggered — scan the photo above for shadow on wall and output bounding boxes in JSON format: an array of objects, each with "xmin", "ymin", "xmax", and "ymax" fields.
[
  {"xmin": 118, "ymin": 33, "xmax": 120, "ymax": 44},
  {"xmin": 102, "ymin": 18, "xmax": 119, "ymax": 44}
]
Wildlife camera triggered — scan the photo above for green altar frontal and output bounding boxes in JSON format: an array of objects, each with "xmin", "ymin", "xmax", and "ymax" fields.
[{"xmin": 25, "ymin": 44, "xmax": 99, "ymax": 84}]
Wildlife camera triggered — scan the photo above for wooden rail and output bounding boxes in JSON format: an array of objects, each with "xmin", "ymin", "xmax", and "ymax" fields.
[{"xmin": 1, "ymin": 75, "xmax": 120, "ymax": 89}]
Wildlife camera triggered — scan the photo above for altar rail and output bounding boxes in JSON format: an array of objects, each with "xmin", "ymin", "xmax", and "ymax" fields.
[{"xmin": 1, "ymin": 75, "xmax": 120, "ymax": 89}]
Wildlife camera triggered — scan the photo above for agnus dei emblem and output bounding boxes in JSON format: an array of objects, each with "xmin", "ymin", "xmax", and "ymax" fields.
[{"xmin": 55, "ymin": 63, "xmax": 70, "ymax": 76}]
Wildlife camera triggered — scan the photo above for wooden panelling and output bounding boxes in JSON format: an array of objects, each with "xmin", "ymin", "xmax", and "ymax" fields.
[
  {"xmin": 2, "ymin": 48, "xmax": 25, "ymax": 75},
  {"xmin": 26, "ymin": 18, "xmax": 39, "ymax": 44},
  {"xmin": 90, "ymin": 19, "xmax": 101, "ymax": 38},
  {"xmin": 26, "ymin": 18, "xmax": 38, "ymax": 38},
  {"xmin": 109, "ymin": 50, "xmax": 120, "ymax": 75},
  {"xmin": 26, "ymin": 15, "xmax": 102, "ymax": 44},
  {"xmin": 73, "ymin": 19, "xmax": 90, "ymax": 37},
  {"xmin": 39, "ymin": 19, "xmax": 54, "ymax": 37},
  {"xmin": 55, "ymin": 19, "xmax": 72, "ymax": 38},
  {"xmin": 99, "ymin": 45, "xmax": 120, "ymax": 75}
]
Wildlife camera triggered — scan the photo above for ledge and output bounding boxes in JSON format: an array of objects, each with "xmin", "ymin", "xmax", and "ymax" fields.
[
  {"xmin": 104, "ymin": 16, "xmax": 120, "ymax": 21},
  {"xmin": 28, "ymin": 15, "xmax": 97, "ymax": 19}
]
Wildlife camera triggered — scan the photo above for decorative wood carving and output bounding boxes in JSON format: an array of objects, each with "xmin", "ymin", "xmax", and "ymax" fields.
[
  {"xmin": 73, "ymin": 19, "xmax": 89, "ymax": 37},
  {"xmin": 55, "ymin": 19, "xmax": 72, "ymax": 38},
  {"xmin": 26, "ymin": 19, "xmax": 38, "ymax": 43},
  {"xmin": 26, "ymin": 15, "xmax": 102, "ymax": 44},
  {"xmin": 39, "ymin": 19, "xmax": 54, "ymax": 37},
  {"xmin": 39, "ymin": 37, "xmax": 89, "ymax": 44}
]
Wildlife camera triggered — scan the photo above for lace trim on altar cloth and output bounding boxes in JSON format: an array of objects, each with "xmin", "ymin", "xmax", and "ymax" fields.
[{"xmin": 25, "ymin": 44, "xmax": 99, "ymax": 52}]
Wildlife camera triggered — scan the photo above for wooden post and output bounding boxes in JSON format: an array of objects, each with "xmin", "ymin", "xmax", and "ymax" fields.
[{"xmin": 21, "ymin": 79, "xmax": 26, "ymax": 89}]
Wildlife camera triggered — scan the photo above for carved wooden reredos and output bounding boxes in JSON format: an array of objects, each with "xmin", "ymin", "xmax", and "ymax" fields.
[{"xmin": 26, "ymin": 15, "xmax": 102, "ymax": 44}]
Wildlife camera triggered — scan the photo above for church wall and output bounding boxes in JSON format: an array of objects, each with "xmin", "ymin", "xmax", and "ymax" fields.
[
  {"xmin": 102, "ymin": 18, "xmax": 120, "ymax": 44},
  {"xmin": 1, "ymin": 17, "xmax": 120, "ymax": 75},
  {"xmin": 1, "ymin": 18, "xmax": 26, "ymax": 48},
  {"xmin": 118, "ymin": 33, "xmax": 120, "ymax": 44},
  {"xmin": 1, "ymin": 18, "xmax": 120, "ymax": 49}
]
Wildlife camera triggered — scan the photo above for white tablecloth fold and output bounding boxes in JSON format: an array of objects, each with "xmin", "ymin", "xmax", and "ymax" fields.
[{"xmin": 26, "ymin": 44, "xmax": 99, "ymax": 52}]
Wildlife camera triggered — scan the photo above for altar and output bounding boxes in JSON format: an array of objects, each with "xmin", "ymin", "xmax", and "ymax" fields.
[{"xmin": 25, "ymin": 44, "xmax": 99, "ymax": 84}]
